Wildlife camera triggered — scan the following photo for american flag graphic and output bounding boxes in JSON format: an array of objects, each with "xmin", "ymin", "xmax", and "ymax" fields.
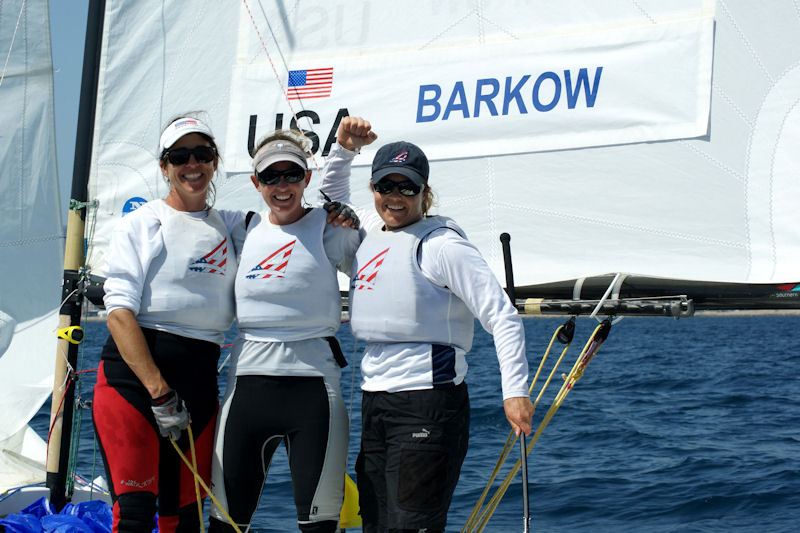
[
  {"xmin": 189, "ymin": 238, "xmax": 228, "ymax": 275},
  {"xmin": 245, "ymin": 240, "xmax": 296, "ymax": 279},
  {"xmin": 353, "ymin": 248, "xmax": 390, "ymax": 290},
  {"xmin": 287, "ymin": 68, "xmax": 334, "ymax": 100}
]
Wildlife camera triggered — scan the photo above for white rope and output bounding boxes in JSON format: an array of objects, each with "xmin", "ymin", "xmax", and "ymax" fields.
[
  {"xmin": 0, "ymin": 0, "xmax": 27, "ymax": 89},
  {"xmin": 589, "ymin": 272, "xmax": 622, "ymax": 321}
]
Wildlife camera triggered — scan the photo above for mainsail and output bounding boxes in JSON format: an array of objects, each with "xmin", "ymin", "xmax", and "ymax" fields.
[
  {"xmin": 0, "ymin": 0, "xmax": 64, "ymax": 497},
  {"xmin": 84, "ymin": 0, "xmax": 800, "ymax": 292}
]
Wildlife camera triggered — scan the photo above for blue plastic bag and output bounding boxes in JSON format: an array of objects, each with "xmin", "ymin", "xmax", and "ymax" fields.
[{"xmin": 0, "ymin": 497, "xmax": 113, "ymax": 533}]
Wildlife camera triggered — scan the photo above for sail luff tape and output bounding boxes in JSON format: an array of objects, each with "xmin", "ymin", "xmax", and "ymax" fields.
[
  {"xmin": 524, "ymin": 298, "xmax": 544, "ymax": 315},
  {"xmin": 573, "ymin": 277, "xmax": 586, "ymax": 300}
]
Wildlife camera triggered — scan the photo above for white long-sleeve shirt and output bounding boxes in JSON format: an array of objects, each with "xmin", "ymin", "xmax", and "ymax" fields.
[
  {"xmin": 103, "ymin": 201, "xmax": 245, "ymax": 344},
  {"xmin": 320, "ymin": 143, "xmax": 529, "ymax": 399}
]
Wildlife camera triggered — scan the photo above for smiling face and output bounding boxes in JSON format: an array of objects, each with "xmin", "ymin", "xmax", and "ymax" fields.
[
  {"xmin": 161, "ymin": 133, "xmax": 216, "ymax": 212},
  {"xmin": 372, "ymin": 173, "xmax": 425, "ymax": 231},
  {"xmin": 251, "ymin": 160, "xmax": 312, "ymax": 225}
]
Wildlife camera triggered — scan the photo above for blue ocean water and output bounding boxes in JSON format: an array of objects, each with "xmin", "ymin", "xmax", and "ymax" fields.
[{"xmin": 31, "ymin": 315, "xmax": 800, "ymax": 532}]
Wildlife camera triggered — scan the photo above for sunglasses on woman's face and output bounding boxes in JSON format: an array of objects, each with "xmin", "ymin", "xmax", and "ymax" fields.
[
  {"xmin": 373, "ymin": 178, "xmax": 424, "ymax": 197},
  {"xmin": 165, "ymin": 146, "xmax": 216, "ymax": 166},
  {"xmin": 257, "ymin": 166, "xmax": 306, "ymax": 185}
]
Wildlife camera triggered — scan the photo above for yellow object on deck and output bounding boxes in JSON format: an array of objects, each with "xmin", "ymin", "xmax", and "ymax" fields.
[{"xmin": 340, "ymin": 473, "xmax": 361, "ymax": 528}]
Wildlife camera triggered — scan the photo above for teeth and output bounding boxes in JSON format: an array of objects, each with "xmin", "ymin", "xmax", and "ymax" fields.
[
  {"xmin": 387, "ymin": 205, "xmax": 403, "ymax": 210},
  {"xmin": 275, "ymin": 194, "xmax": 291, "ymax": 201},
  {"xmin": 183, "ymin": 173, "xmax": 202, "ymax": 180}
]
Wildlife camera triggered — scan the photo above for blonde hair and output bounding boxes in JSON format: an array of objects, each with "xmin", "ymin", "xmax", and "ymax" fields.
[{"xmin": 421, "ymin": 184, "xmax": 436, "ymax": 215}]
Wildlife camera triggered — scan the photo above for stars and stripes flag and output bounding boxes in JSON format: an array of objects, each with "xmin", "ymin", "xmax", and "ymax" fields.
[{"xmin": 287, "ymin": 68, "xmax": 334, "ymax": 100}]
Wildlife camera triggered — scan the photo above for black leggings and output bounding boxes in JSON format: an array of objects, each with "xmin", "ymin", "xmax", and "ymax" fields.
[{"xmin": 209, "ymin": 375, "xmax": 347, "ymax": 533}]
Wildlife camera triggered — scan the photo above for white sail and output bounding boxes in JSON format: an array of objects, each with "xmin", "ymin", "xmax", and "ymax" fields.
[
  {"xmin": 83, "ymin": 0, "xmax": 800, "ymax": 288},
  {"xmin": 0, "ymin": 0, "xmax": 64, "ymax": 494}
]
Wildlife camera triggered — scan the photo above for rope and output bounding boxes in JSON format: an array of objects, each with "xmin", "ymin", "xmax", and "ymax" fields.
[
  {"xmin": 0, "ymin": 0, "xmax": 26, "ymax": 89},
  {"xmin": 239, "ymin": 0, "xmax": 322, "ymax": 170},
  {"xmin": 464, "ymin": 320, "xmax": 611, "ymax": 532},
  {"xmin": 187, "ymin": 426, "xmax": 205, "ymax": 533},
  {"xmin": 462, "ymin": 322, "xmax": 573, "ymax": 533},
  {"xmin": 169, "ymin": 428, "xmax": 242, "ymax": 533},
  {"xmin": 47, "ymin": 376, "xmax": 72, "ymax": 446}
]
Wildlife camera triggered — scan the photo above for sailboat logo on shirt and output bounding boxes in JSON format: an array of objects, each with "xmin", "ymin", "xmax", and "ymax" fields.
[
  {"xmin": 188, "ymin": 238, "xmax": 228, "ymax": 274},
  {"xmin": 352, "ymin": 247, "xmax": 390, "ymax": 290},
  {"xmin": 245, "ymin": 239, "xmax": 296, "ymax": 279}
]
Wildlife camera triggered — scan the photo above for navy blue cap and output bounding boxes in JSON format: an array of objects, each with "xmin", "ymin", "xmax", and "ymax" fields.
[{"xmin": 371, "ymin": 141, "xmax": 429, "ymax": 186}]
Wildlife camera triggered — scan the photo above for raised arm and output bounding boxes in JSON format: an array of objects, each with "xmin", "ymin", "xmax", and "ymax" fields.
[{"xmin": 320, "ymin": 116, "xmax": 378, "ymax": 228}]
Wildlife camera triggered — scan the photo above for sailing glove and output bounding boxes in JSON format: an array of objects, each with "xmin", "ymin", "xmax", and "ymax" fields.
[
  {"xmin": 150, "ymin": 390, "xmax": 189, "ymax": 440},
  {"xmin": 322, "ymin": 198, "xmax": 360, "ymax": 230}
]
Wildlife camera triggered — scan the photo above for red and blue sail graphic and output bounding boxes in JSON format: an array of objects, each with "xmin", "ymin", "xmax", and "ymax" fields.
[
  {"xmin": 353, "ymin": 248, "xmax": 390, "ymax": 290},
  {"xmin": 245, "ymin": 240, "xmax": 296, "ymax": 279},
  {"xmin": 189, "ymin": 238, "xmax": 228, "ymax": 274}
]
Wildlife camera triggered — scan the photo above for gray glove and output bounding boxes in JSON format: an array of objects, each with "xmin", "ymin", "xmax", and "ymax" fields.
[
  {"xmin": 321, "ymin": 191, "xmax": 360, "ymax": 230},
  {"xmin": 150, "ymin": 390, "xmax": 189, "ymax": 440}
]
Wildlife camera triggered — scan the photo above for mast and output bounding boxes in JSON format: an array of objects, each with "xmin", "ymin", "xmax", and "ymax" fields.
[{"xmin": 46, "ymin": 0, "xmax": 106, "ymax": 510}]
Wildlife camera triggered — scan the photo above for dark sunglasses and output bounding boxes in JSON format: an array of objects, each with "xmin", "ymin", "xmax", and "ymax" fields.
[
  {"xmin": 373, "ymin": 178, "xmax": 424, "ymax": 197},
  {"xmin": 164, "ymin": 146, "xmax": 216, "ymax": 166},
  {"xmin": 257, "ymin": 167, "xmax": 306, "ymax": 185}
]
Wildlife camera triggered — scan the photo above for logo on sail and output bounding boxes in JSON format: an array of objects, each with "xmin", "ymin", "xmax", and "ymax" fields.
[
  {"xmin": 189, "ymin": 238, "xmax": 228, "ymax": 274},
  {"xmin": 245, "ymin": 239, "xmax": 296, "ymax": 279},
  {"xmin": 353, "ymin": 248, "xmax": 390, "ymax": 290},
  {"xmin": 122, "ymin": 197, "xmax": 147, "ymax": 216}
]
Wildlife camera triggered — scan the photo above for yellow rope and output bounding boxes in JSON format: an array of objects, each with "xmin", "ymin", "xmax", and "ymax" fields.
[
  {"xmin": 462, "ymin": 324, "xmax": 569, "ymax": 532},
  {"xmin": 170, "ymin": 434, "xmax": 242, "ymax": 533},
  {"xmin": 186, "ymin": 426, "xmax": 205, "ymax": 533},
  {"xmin": 465, "ymin": 321, "xmax": 609, "ymax": 532}
]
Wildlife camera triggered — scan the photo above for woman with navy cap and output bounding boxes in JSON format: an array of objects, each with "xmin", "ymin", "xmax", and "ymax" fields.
[
  {"xmin": 208, "ymin": 120, "xmax": 375, "ymax": 533},
  {"xmin": 94, "ymin": 115, "xmax": 242, "ymax": 533},
  {"xmin": 320, "ymin": 135, "xmax": 535, "ymax": 533}
]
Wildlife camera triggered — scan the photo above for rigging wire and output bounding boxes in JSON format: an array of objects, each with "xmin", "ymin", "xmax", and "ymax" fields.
[
  {"xmin": 0, "ymin": 0, "xmax": 26, "ymax": 89},
  {"xmin": 240, "ymin": 0, "xmax": 323, "ymax": 170}
]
